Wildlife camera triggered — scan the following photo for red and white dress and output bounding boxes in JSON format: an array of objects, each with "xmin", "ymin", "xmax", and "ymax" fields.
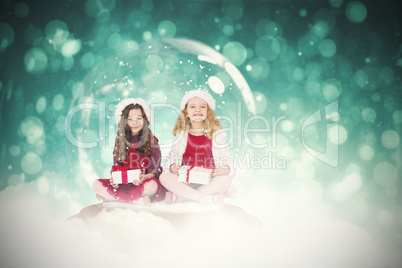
[
  {"xmin": 182, "ymin": 133, "xmax": 215, "ymax": 169},
  {"xmin": 97, "ymin": 134, "xmax": 166, "ymax": 203}
]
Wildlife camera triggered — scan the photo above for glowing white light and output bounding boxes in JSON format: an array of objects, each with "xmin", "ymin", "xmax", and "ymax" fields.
[
  {"xmin": 279, "ymin": 103, "xmax": 287, "ymax": 110},
  {"xmin": 197, "ymin": 55, "xmax": 218, "ymax": 65},
  {"xmin": 36, "ymin": 96, "xmax": 47, "ymax": 114},
  {"xmin": 24, "ymin": 47, "xmax": 48, "ymax": 74},
  {"xmin": 61, "ymin": 39, "xmax": 82, "ymax": 57},
  {"xmin": 53, "ymin": 94, "xmax": 64, "ymax": 110},
  {"xmin": 21, "ymin": 152, "xmax": 42, "ymax": 175},
  {"xmin": 281, "ymin": 120, "xmax": 294, "ymax": 132},
  {"xmin": 359, "ymin": 145, "xmax": 374, "ymax": 161},
  {"xmin": 20, "ymin": 116, "xmax": 44, "ymax": 144},
  {"xmin": 329, "ymin": 124, "xmax": 347, "ymax": 145},
  {"xmin": 208, "ymin": 76, "xmax": 225, "ymax": 94}
]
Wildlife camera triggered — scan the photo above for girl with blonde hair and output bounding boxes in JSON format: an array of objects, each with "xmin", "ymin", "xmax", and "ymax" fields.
[{"xmin": 160, "ymin": 90, "xmax": 235, "ymax": 206}]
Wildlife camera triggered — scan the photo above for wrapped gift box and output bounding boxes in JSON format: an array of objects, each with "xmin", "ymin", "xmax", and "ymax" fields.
[
  {"xmin": 178, "ymin": 165, "xmax": 212, "ymax": 185},
  {"xmin": 111, "ymin": 169, "xmax": 141, "ymax": 184}
]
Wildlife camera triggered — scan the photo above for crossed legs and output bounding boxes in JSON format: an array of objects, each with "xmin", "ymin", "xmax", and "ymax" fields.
[{"xmin": 159, "ymin": 172, "xmax": 231, "ymax": 205}]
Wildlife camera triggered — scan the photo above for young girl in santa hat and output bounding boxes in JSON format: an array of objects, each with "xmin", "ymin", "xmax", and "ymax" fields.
[
  {"xmin": 160, "ymin": 90, "xmax": 235, "ymax": 206},
  {"xmin": 92, "ymin": 98, "xmax": 165, "ymax": 205}
]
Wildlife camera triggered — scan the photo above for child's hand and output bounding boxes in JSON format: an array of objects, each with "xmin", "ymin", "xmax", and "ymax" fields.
[
  {"xmin": 109, "ymin": 178, "xmax": 119, "ymax": 188},
  {"xmin": 170, "ymin": 164, "xmax": 181, "ymax": 175},
  {"xmin": 212, "ymin": 166, "xmax": 230, "ymax": 177},
  {"xmin": 133, "ymin": 173, "xmax": 155, "ymax": 186},
  {"xmin": 133, "ymin": 179, "xmax": 141, "ymax": 186}
]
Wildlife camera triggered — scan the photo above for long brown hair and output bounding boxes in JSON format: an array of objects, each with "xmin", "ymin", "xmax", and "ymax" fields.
[
  {"xmin": 114, "ymin": 104, "xmax": 153, "ymax": 163},
  {"xmin": 172, "ymin": 103, "xmax": 221, "ymax": 139}
]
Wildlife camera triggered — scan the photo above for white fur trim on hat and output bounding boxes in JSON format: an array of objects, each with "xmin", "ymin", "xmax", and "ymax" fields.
[
  {"xmin": 114, "ymin": 98, "xmax": 152, "ymax": 124},
  {"xmin": 180, "ymin": 90, "xmax": 216, "ymax": 111}
]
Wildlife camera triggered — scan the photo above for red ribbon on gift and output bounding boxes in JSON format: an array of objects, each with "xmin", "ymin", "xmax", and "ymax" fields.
[
  {"xmin": 185, "ymin": 164, "xmax": 213, "ymax": 183},
  {"xmin": 111, "ymin": 165, "xmax": 144, "ymax": 184},
  {"xmin": 121, "ymin": 170, "xmax": 129, "ymax": 184},
  {"xmin": 186, "ymin": 165, "xmax": 195, "ymax": 183}
]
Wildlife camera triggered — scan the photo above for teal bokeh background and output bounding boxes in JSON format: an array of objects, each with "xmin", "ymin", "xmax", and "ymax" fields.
[{"xmin": 1, "ymin": 0, "xmax": 401, "ymax": 253}]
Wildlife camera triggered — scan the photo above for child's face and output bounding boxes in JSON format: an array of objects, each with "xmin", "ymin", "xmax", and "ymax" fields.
[
  {"xmin": 186, "ymin": 97, "xmax": 208, "ymax": 122},
  {"xmin": 126, "ymin": 108, "xmax": 144, "ymax": 135}
]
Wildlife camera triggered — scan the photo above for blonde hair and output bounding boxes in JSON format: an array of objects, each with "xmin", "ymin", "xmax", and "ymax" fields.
[
  {"xmin": 114, "ymin": 104, "xmax": 153, "ymax": 163},
  {"xmin": 173, "ymin": 103, "xmax": 221, "ymax": 139}
]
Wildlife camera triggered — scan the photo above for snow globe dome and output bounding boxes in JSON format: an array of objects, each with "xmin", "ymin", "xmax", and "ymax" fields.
[{"xmin": 65, "ymin": 37, "xmax": 256, "ymax": 189}]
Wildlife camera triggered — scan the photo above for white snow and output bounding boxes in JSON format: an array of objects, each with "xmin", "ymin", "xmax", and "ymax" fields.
[{"xmin": 0, "ymin": 174, "xmax": 400, "ymax": 268}]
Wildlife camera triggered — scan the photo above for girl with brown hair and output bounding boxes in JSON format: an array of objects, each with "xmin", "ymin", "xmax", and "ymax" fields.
[{"xmin": 92, "ymin": 98, "xmax": 165, "ymax": 205}]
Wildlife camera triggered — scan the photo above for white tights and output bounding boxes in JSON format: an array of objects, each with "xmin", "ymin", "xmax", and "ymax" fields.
[{"xmin": 159, "ymin": 172, "xmax": 231, "ymax": 204}]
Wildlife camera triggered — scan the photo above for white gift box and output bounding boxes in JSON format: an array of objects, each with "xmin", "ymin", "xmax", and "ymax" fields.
[
  {"xmin": 178, "ymin": 165, "xmax": 212, "ymax": 185},
  {"xmin": 111, "ymin": 169, "xmax": 141, "ymax": 184}
]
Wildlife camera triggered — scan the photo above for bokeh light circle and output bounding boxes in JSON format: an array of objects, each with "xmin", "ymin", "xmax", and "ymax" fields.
[
  {"xmin": 253, "ymin": 91, "xmax": 268, "ymax": 114},
  {"xmin": 85, "ymin": 0, "xmax": 116, "ymax": 19},
  {"xmin": 346, "ymin": 1, "xmax": 367, "ymax": 23},
  {"xmin": 21, "ymin": 152, "xmax": 43, "ymax": 175},
  {"xmin": 255, "ymin": 36, "xmax": 281, "ymax": 61},
  {"xmin": 313, "ymin": 9, "xmax": 336, "ymax": 33},
  {"xmin": 20, "ymin": 116, "xmax": 45, "ymax": 144},
  {"xmin": 45, "ymin": 20, "xmax": 69, "ymax": 47},
  {"xmin": 222, "ymin": 0, "xmax": 244, "ymax": 20},
  {"xmin": 61, "ymin": 39, "xmax": 82, "ymax": 57},
  {"xmin": 329, "ymin": 124, "xmax": 348, "ymax": 145},
  {"xmin": 0, "ymin": 22, "xmax": 15, "ymax": 52},
  {"xmin": 157, "ymin": 20, "xmax": 177, "ymax": 38},
  {"xmin": 53, "ymin": 94, "xmax": 65, "ymax": 110},
  {"xmin": 362, "ymin": 107, "xmax": 376, "ymax": 123},
  {"xmin": 359, "ymin": 145, "xmax": 374, "ymax": 161},
  {"xmin": 246, "ymin": 57, "xmax": 270, "ymax": 80},
  {"xmin": 322, "ymin": 78, "xmax": 342, "ymax": 101},
  {"xmin": 14, "ymin": 2, "xmax": 30, "ymax": 17},
  {"xmin": 9, "ymin": 145, "xmax": 21, "ymax": 157},
  {"xmin": 305, "ymin": 62, "xmax": 322, "ymax": 80},
  {"xmin": 373, "ymin": 161, "xmax": 397, "ymax": 187},
  {"xmin": 36, "ymin": 97, "xmax": 47, "ymax": 114},
  {"xmin": 381, "ymin": 130, "xmax": 400, "ymax": 149},
  {"xmin": 223, "ymin": 41, "xmax": 247, "ymax": 66},
  {"xmin": 329, "ymin": 0, "xmax": 343, "ymax": 8},
  {"xmin": 318, "ymin": 39, "xmax": 337, "ymax": 58},
  {"xmin": 256, "ymin": 19, "xmax": 282, "ymax": 37},
  {"xmin": 393, "ymin": 110, "xmax": 402, "ymax": 124},
  {"xmin": 24, "ymin": 48, "xmax": 48, "ymax": 74},
  {"xmin": 299, "ymin": 9, "xmax": 307, "ymax": 17}
]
